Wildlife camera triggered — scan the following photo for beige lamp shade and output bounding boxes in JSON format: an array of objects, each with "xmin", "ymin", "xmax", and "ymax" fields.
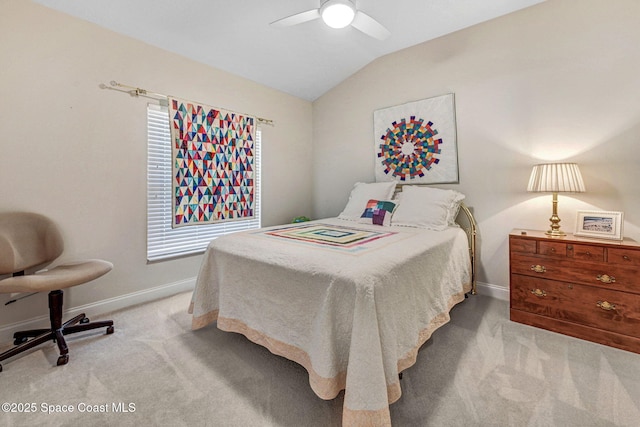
[
  {"xmin": 527, "ymin": 163, "xmax": 585, "ymax": 236},
  {"xmin": 527, "ymin": 163, "xmax": 586, "ymax": 193}
]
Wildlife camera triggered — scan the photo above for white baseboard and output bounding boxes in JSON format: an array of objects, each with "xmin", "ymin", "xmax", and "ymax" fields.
[
  {"xmin": 475, "ymin": 281, "xmax": 509, "ymax": 301},
  {"xmin": 0, "ymin": 277, "xmax": 196, "ymax": 344}
]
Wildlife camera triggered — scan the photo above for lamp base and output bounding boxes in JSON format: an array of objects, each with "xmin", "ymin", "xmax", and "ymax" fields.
[{"xmin": 545, "ymin": 192, "xmax": 566, "ymax": 237}]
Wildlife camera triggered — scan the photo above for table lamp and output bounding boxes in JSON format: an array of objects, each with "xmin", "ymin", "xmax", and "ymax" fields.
[{"xmin": 527, "ymin": 163, "xmax": 586, "ymax": 236}]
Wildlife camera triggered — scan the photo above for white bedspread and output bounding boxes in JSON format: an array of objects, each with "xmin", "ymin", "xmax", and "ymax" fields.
[{"xmin": 190, "ymin": 218, "xmax": 471, "ymax": 426}]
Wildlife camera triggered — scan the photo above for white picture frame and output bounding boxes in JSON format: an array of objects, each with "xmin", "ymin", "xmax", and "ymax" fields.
[{"xmin": 574, "ymin": 210, "xmax": 624, "ymax": 240}]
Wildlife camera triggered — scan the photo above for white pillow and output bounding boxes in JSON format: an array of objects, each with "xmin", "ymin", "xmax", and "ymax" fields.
[
  {"xmin": 446, "ymin": 193, "xmax": 465, "ymax": 226},
  {"xmin": 338, "ymin": 182, "xmax": 397, "ymax": 221},
  {"xmin": 391, "ymin": 186, "xmax": 465, "ymax": 230}
]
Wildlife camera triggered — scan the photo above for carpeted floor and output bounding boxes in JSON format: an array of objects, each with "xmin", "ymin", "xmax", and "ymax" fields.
[{"xmin": 1, "ymin": 292, "xmax": 639, "ymax": 426}]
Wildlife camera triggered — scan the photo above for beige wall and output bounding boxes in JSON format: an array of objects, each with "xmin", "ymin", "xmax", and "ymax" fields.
[
  {"xmin": 0, "ymin": 1, "xmax": 313, "ymax": 328},
  {"xmin": 312, "ymin": 0, "xmax": 640, "ymax": 293}
]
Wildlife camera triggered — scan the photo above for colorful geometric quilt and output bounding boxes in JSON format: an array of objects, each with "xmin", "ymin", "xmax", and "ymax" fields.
[
  {"xmin": 169, "ymin": 97, "xmax": 256, "ymax": 227},
  {"xmin": 373, "ymin": 93, "xmax": 458, "ymax": 184}
]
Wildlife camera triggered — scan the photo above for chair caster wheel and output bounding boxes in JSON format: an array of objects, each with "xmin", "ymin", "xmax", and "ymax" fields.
[
  {"xmin": 13, "ymin": 336, "xmax": 28, "ymax": 345},
  {"xmin": 57, "ymin": 354, "xmax": 69, "ymax": 366},
  {"xmin": 80, "ymin": 317, "xmax": 90, "ymax": 324},
  {"xmin": 106, "ymin": 325, "xmax": 114, "ymax": 335}
]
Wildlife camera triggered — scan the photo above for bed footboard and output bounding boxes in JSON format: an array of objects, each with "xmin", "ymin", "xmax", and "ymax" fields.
[{"xmin": 456, "ymin": 203, "xmax": 477, "ymax": 295}]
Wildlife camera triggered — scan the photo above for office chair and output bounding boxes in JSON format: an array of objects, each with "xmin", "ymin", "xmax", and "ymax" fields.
[{"xmin": 0, "ymin": 212, "xmax": 114, "ymax": 372}]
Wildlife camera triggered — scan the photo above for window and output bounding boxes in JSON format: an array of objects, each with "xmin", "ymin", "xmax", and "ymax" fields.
[{"xmin": 146, "ymin": 104, "xmax": 261, "ymax": 261}]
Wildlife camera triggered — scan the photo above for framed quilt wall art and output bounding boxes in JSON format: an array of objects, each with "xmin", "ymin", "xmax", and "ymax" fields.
[
  {"xmin": 374, "ymin": 93, "xmax": 459, "ymax": 184},
  {"xmin": 169, "ymin": 97, "xmax": 256, "ymax": 228}
]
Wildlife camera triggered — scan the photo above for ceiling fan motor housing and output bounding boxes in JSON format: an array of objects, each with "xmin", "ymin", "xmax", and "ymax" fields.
[{"xmin": 320, "ymin": 0, "xmax": 356, "ymax": 28}]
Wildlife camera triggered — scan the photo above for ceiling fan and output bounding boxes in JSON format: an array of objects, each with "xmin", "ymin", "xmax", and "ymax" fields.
[{"xmin": 270, "ymin": 0, "xmax": 391, "ymax": 40}]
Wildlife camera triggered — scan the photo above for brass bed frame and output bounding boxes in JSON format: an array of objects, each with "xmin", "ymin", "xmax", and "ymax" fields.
[{"xmin": 457, "ymin": 202, "xmax": 477, "ymax": 295}]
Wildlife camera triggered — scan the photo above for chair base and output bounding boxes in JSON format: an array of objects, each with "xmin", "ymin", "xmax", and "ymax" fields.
[{"xmin": 0, "ymin": 290, "xmax": 114, "ymax": 372}]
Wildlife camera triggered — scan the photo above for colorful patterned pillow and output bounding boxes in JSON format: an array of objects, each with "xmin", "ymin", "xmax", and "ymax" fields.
[
  {"xmin": 338, "ymin": 182, "xmax": 397, "ymax": 221},
  {"xmin": 359, "ymin": 199, "xmax": 397, "ymax": 226}
]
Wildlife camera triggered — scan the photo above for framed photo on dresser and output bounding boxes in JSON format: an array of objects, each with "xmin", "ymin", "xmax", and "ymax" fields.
[{"xmin": 574, "ymin": 210, "xmax": 624, "ymax": 240}]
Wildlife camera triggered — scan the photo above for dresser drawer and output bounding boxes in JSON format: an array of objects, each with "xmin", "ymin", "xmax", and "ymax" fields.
[
  {"xmin": 511, "ymin": 274, "xmax": 640, "ymax": 338},
  {"xmin": 538, "ymin": 241, "xmax": 566, "ymax": 258},
  {"xmin": 510, "ymin": 253, "xmax": 639, "ymax": 294},
  {"xmin": 568, "ymin": 243, "xmax": 605, "ymax": 261},
  {"xmin": 608, "ymin": 248, "xmax": 640, "ymax": 266},
  {"xmin": 537, "ymin": 241, "xmax": 605, "ymax": 261},
  {"xmin": 510, "ymin": 237, "xmax": 536, "ymax": 254}
]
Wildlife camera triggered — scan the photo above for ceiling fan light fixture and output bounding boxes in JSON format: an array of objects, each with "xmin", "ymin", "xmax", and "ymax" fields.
[{"xmin": 320, "ymin": 0, "xmax": 356, "ymax": 29}]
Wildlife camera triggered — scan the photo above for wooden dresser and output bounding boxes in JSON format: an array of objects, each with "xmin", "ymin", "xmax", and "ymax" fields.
[{"xmin": 509, "ymin": 229, "xmax": 640, "ymax": 354}]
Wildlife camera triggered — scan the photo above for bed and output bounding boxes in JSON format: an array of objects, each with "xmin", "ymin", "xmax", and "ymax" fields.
[{"xmin": 189, "ymin": 183, "xmax": 477, "ymax": 426}]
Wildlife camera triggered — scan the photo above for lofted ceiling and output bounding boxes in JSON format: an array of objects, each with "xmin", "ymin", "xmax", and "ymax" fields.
[{"xmin": 34, "ymin": 0, "xmax": 545, "ymax": 101}]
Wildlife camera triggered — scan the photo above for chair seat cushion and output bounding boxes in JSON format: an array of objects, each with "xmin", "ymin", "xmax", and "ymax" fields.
[{"xmin": 0, "ymin": 260, "xmax": 113, "ymax": 293}]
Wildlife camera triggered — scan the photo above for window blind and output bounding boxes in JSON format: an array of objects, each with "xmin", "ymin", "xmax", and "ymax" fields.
[{"xmin": 146, "ymin": 104, "xmax": 261, "ymax": 261}]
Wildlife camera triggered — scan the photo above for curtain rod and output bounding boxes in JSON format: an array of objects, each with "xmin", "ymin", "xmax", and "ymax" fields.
[{"xmin": 99, "ymin": 80, "xmax": 274, "ymax": 126}]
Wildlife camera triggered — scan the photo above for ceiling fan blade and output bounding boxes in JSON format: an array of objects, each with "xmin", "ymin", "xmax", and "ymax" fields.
[
  {"xmin": 270, "ymin": 9, "xmax": 321, "ymax": 28},
  {"xmin": 351, "ymin": 11, "xmax": 390, "ymax": 40}
]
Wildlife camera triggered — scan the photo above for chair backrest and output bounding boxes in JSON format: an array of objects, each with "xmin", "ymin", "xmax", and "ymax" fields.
[{"xmin": 0, "ymin": 212, "xmax": 64, "ymax": 275}]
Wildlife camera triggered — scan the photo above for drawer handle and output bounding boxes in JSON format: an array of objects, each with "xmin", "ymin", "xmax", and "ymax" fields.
[
  {"xmin": 531, "ymin": 289, "xmax": 547, "ymax": 297},
  {"xmin": 623, "ymin": 255, "xmax": 631, "ymax": 261},
  {"xmin": 596, "ymin": 301, "xmax": 616, "ymax": 311},
  {"xmin": 530, "ymin": 265, "xmax": 546, "ymax": 273},
  {"xmin": 596, "ymin": 274, "xmax": 616, "ymax": 284}
]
